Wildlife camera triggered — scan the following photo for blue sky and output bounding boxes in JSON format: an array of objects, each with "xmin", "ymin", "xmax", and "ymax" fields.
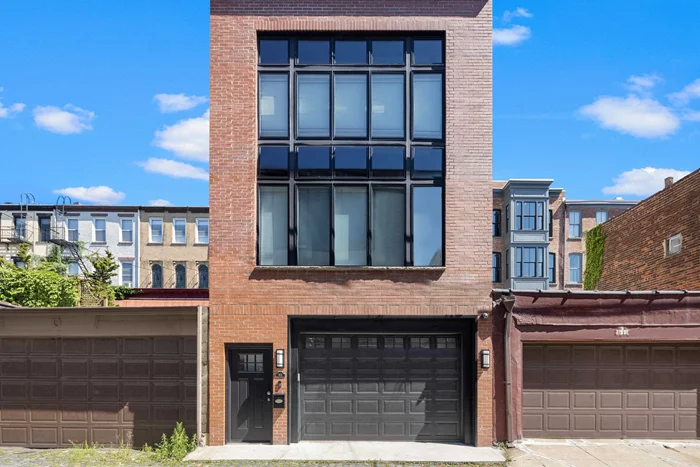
[{"xmin": 0, "ymin": 1, "xmax": 698, "ymax": 206}]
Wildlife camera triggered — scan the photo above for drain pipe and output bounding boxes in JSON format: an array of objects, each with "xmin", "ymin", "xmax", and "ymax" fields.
[{"xmin": 499, "ymin": 294, "xmax": 517, "ymax": 444}]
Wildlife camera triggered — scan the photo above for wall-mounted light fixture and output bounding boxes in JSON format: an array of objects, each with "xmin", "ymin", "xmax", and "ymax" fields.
[
  {"xmin": 481, "ymin": 349, "xmax": 490, "ymax": 369},
  {"xmin": 276, "ymin": 349, "xmax": 284, "ymax": 368}
]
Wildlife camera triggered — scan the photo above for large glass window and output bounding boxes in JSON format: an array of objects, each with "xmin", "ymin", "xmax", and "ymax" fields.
[
  {"xmin": 515, "ymin": 247, "xmax": 545, "ymax": 278},
  {"xmin": 492, "ymin": 209, "xmax": 501, "ymax": 237},
  {"xmin": 258, "ymin": 35, "xmax": 444, "ymax": 267},
  {"xmin": 516, "ymin": 201, "xmax": 545, "ymax": 231}
]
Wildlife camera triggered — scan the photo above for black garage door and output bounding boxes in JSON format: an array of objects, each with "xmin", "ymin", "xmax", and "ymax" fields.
[{"xmin": 299, "ymin": 334, "xmax": 462, "ymax": 441}]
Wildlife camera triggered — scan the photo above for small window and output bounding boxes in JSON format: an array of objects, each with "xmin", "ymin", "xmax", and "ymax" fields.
[
  {"xmin": 412, "ymin": 147, "xmax": 443, "ymax": 180},
  {"xmin": 569, "ymin": 211, "xmax": 582, "ymax": 238},
  {"xmin": 151, "ymin": 264, "xmax": 163, "ymax": 288},
  {"xmin": 335, "ymin": 40, "xmax": 367, "ymax": 64},
  {"xmin": 505, "ymin": 248, "xmax": 510, "ymax": 279},
  {"xmin": 67, "ymin": 219, "xmax": 79, "ymax": 242},
  {"xmin": 548, "ymin": 209, "xmax": 553, "ymax": 238},
  {"xmin": 667, "ymin": 234, "xmax": 682, "ymax": 255},
  {"xmin": 298, "ymin": 40, "xmax": 330, "ymax": 64},
  {"xmin": 259, "ymin": 146, "xmax": 289, "ymax": 177},
  {"xmin": 516, "ymin": 247, "xmax": 545, "ymax": 278},
  {"xmin": 492, "ymin": 209, "xmax": 502, "ymax": 237},
  {"xmin": 239, "ymin": 353, "xmax": 264, "ymax": 373},
  {"xmin": 384, "ymin": 336, "xmax": 404, "ymax": 349},
  {"xmin": 371, "ymin": 146, "xmax": 404, "ymax": 177},
  {"xmin": 173, "ymin": 218, "xmax": 186, "ymax": 244},
  {"xmin": 505, "ymin": 205, "xmax": 510, "ymax": 233},
  {"xmin": 175, "ymin": 263, "xmax": 186, "ymax": 289},
  {"xmin": 372, "ymin": 40, "xmax": 405, "ymax": 64},
  {"xmin": 515, "ymin": 201, "xmax": 545, "ymax": 231},
  {"xmin": 548, "ymin": 253, "xmax": 556, "ymax": 284},
  {"xmin": 334, "ymin": 146, "xmax": 368, "ymax": 177},
  {"xmin": 413, "ymin": 39, "xmax": 443, "ymax": 65},
  {"xmin": 305, "ymin": 336, "xmax": 326, "ymax": 349},
  {"xmin": 39, "ymin": 217, "xmax": 51, "ymax": 242},
  {"xmin": 150, "ymin": 218, "xmax": 163, "ymax": 243},
  {"xmin": 121, "ymin": 261, "xmax": 133, "ymax": 287},
  {"xmin": 121, "ymin": 219, "xmax": 133, "ymax": 243},
  {"xmin": 331, "ymin": 336, "xmax": 351, "ymax": 349},
  {"xmin": 357, "ymin": 337, "xmax": 378, "ymax": 348},
  {"xmin": 259, "ymin": 73, "xmax": 289, "ymax": 138},
  {"xmin": 94, "ymin": 219, "xmax": 106, "ymax": 243},
  {"xmin": 297, "ymin": 146, "xmax": 331, "ymax": 177},
  {"xmin": 412, "ymin": 73, "xmax": 443, "ymax": 139},
  {"xmin": 596, "ymin": 211, "xmax": 608, "ymax": 225},
  {"xmin": 569, "ymin": 253, "xmax": 582, "ymax": 284},
  {"xmin": 259, "ymin": 39, "xmax": 288, "ymax": 64},
  {"xmin": 492, "ymin": 252, "xmax": 501, "ymax": 283},
  {"xmin": 198, "ymin": 264, "xmax": 209, "ymax": 289},
  {"xmin": 196, "ymin": 218, "xmax": 209, "ymax": 244},
  {"xmin": 436, "ymin": 337, "xmax": 456, "ymax": 349},
  {"xmin": 410, "ymin": 337, "xmax": 431, "ymax": 349},
  {"xmin": 14, "ymin": 217, "xmax": 26, "ymax": 240},
  {"xmin": 68, "ymin": 263, "xmax": 80, "ymax": 276}
]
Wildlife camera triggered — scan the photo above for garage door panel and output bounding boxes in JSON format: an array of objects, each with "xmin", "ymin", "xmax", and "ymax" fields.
[
  {"xmin": 523, "ymin": 344, "xmax": 700, "ymax": 439},
  {"xmin": 0, "ymin": 337, "xmax": 195, "ymax": 447},
  {"xmin": 299, "ymin": 333, "xmax": 462, "ymax": 441}
]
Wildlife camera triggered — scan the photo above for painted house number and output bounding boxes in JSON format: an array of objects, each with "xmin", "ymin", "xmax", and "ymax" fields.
[{"xmin": 615, "ymin": 327, "xmax": 629, "ymax": 336}]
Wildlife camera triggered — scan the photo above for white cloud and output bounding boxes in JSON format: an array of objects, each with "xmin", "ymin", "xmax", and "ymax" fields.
[
  {"xmin": 33, "ymin": 104, "xmax": 95, "ymax": 134},
  {"xmin": 138, "ymin": 158, "xmax": 209, "ymax": 181},
  {"xmin": 148, "ymin": 199, "xmax": 174, "ymax": 207},
  {"xmin": 603, "ymin": 167, "xmax": 691, "ymax": 197},
  {"xmin": 503, "ymin": 7, "xmax": 532, "ymax": 22},
  {"xmin": 154, "ymin": 93, "xmax": 208, "ymax": 113},
  {"xmin": 53, "ymin": 186, "xmax": 125, "ymax": 204},
  {"xmin": 152, "ymin": 109, "xmax": 208, "ymax": 161},
  {"xmin": 626, "ymin": 74, "xmax": 662, "ymax": 94},
  {"xmin": 579, "ymin": 95, "xmax": 680, "ymax": 138},
  {"xmin": 668, "ymin": 78, "xmax": 700, "ymax": 106},
  {"xmin": 493, "ymin": 25, "xmax": 531, "ymax": 46},
  {"xmin": 0, "ymin": 88, "xmax": 25, "ymax": 118},
  {"xmin": 682, "ymin": 110, "xmax": 700, "ymax": 122}
]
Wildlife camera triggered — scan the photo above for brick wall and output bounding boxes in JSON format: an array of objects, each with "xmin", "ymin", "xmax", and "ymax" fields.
[
  {"xmin": 210, "ymin": 0, "xmax": 493, "ymax": 446},
  {"xmin": 598, "ymin": 169, "xmax": 700, "ymax": 290}
]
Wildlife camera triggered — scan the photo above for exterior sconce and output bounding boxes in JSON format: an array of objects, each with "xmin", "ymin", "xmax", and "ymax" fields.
[
  {"xmin": 481, "ymin": 349, "xmax": 490, "ymax": 369},
  {"xmin": 276, "ymin": 349, "xmax": 284, "ymax": 368}
]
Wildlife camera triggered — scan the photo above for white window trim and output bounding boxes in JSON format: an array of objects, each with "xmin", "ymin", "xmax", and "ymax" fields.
[
  {"xmin": 67, "ymin": 219, "xmax": 79, "ymax": 242},
  {"xmin": 568, "ymin": 253, "xmax": 583, "ymax": 284},
  {"xmin": 172, "ymin": 218, "xmax": 187, "ymax": 244},
  {"xmin": 595, "ymin": 210, "xmax": 608, "ymax": 225},
  {"xmin": 667, "ymin": 234, "xmax": 682, "ymax": 256},
  {"xmin": 195, "ymin": 218, "xmax": 209, "ymax": 244},
  {"xmin": 569, "ymin": 211, "xmax": 582, "ymax": 238},
  {"xmin": 149, "ymin": 217, "xmax": 164, "ymax": 244},
  {"xmin": 93, "ymin": 218, "xmax": 107, "ymax": 243},
  {"xmin": 120, "ymin": 218, "xmax": 134, "ymax": 243},
  {"xmin": 120, "ymin": 261, "xmax": 134, "ymax": 287}
]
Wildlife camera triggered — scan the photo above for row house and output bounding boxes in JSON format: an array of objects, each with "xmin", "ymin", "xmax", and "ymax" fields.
[{"xmin": 491, "ymin": 180, "xmax": 637, "ymax": 290}]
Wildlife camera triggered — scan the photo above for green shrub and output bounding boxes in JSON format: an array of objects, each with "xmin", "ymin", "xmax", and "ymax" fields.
[
  {"xmin": 0, "ymin": 265, "xmax": 79, "ymax": 307},
  {"xmin": 154, "ymin": 422, "xmax": 197, "ymax": 462},
  {"xmin": 113, "ymin": 285, "xmax": 137, "ymax": 300}
]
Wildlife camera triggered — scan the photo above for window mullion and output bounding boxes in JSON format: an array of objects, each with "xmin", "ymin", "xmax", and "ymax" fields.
[
  {"xmin": 367, "ymin": 184, "xmax": 373, "ymax": 266},
  {"xmin": 330, "ymin": 183, "xmax": 336, "ymax": 266}
]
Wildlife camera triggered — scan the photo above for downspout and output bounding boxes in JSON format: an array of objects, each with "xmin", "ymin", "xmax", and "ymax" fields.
[{"xmin": 500, "ymin": 294, "xmax": 516, "ymax": 443}]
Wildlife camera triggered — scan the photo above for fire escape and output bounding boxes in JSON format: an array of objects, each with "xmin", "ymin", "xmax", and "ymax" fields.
[
  {"xmin": 49, "ymin": 196, "xmax": 91, "ymax": 275},
  {"xmin": 0, "ymin": 193, "xmax": 35, "ymax": 248}
]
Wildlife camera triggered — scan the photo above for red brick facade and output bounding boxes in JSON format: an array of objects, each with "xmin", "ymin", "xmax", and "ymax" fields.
[
  {"xmin": 210, "ymin": 0, "xmax": 493, "ymax": 446},
  {"xmin": 597, "ymin": 169, "xmax": 700, "ymax": 290}
]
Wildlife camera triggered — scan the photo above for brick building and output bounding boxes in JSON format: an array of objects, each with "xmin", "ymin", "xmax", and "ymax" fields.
[
  {"xmin": 210, "ymin": 0, "xmax": 493, "ymax": 446},
  {"xmin": 491, "ymin": 180, "xmax": 636, "ymax": 291},
  {"xmin": 596, "ymin": 169, "xmax": 700, "ymax": 290}
]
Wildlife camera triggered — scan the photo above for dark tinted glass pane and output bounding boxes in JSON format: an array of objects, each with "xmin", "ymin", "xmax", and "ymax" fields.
[
  {"xmin": 413, "ymin": 73, "xmax": 443, "ymax": 139},
  {"xmin": 297, "ymin": 146, "xmax": 330, "ymax": 177},
  {"xmin": 335, "ymin": 40, "xmax": 367, "ymax": 64},
  {"xmin": 298, "ymin": 186, "xmax": 331, "ymax": 266},
  {"xmin": 298, "ymin": 40, "xmax": 330, "ymax": 64},
  {"xmin": 372, "ymin": 187, "xmax": 405, "ymax": 266},
  {"xmin": 259, "ymin": 186, "xmax": 288, "ymax": 266},
  {"xmin": 334, "ymin": 147, "xmax": 367, "ymax": 177},
  {"xmin": 413, "ymin": 39, "xmax": 443, "ymax": 64},
  {"xmin": 413, "ymin": 186, "xmax": 443, "ymax": 266},
  {"xmin": 372, "ymin": 40, "xmax": 405, "ymax": 64},
  {"xmin": 259, "ymin": 147, "xmax": 289, "ymax": 177},
  {"xmin": 371, "ymin": 147, "xmax": 404, "ymax": 177},
  {"xmin": 412, "ymin": 147, "xmax": 443, "ymax": 179},
  {"xmin": 298, "ymin": 74, "xmax": 330, "ymax": 137},
  {"xmin": 259, "ymin": 39, "xmax": 289, "ymax": 64}
]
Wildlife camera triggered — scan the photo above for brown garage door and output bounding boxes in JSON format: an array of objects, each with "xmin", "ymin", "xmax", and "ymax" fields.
[
  {"xmin": 523, "ymin": 344, "xmax": 699, "ymax": 439},
  {"xmin": 0, "ymin": 337, "xmax": 196, "ymax": 447}
]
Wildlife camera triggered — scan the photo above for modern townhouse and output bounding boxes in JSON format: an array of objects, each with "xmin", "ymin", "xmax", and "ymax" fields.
[
  {"xmin": 210, "ymin": 0, "xmax": 493, "ymax": 447},
  {"xmin": 491, "ymin": 180, "xmax": 637, "ymax": 291},
  {"xmin": 139, "ymin": 206, "xmax": 209, "ymax": 289}
]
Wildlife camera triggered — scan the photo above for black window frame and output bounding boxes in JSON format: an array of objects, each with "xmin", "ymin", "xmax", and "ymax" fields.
[
  {"xmin": 257, "ymin": 34, "xmax": 446, "ymax": 268},
  {"xmin": 548, "ymin": 209, "xmax": 553, "ymax": 238},
  {"xmin": 515, "ymin": 201, "xmax": 545, "ymax": 231},
  {"xmin": 548, "ymin": 252, "xmax": 556, "ymax": 284},
  {"xmin": 492, "ymin": 252, "xmax": 501, "ymax": 283},
  {"xmin": 515, "ymin": 246, "xmax": 545, "ymax": 278},
  {"xmin": 492, "ymin": 209, "xmax": 501, "ymax": 237}
]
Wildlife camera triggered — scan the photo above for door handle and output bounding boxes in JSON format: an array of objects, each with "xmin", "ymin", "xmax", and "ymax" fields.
[
  {"xmin": 267, "ymin": 391, "xmax": 271, "ymax": 395},
  {"xmin": 267, "ymin": 397, "xmax": 271, "ymax": 402}
]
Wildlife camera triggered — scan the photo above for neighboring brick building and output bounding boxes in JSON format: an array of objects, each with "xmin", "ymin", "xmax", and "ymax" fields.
[
  {"xmin": 210, "ymin": 0, "xmax": 493, "ymax": 447},
  {"xmin": 491, "ymin": 180, "xmax": 636, "ymax": 291},
  {"xmin": 596, "ymin": 169, "xmax": 700, "ymax": 290}
]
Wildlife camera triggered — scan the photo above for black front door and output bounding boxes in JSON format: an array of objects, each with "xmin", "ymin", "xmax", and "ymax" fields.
[{"xmin": 228, "ymin": 347, "xmax": 273, "ymax": 443}]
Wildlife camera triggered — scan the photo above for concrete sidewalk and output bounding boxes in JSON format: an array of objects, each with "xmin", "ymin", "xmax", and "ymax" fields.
[
  {"xmin": 508, "ymin": 439, "xmax": 700, "ymax": 467},
  {"xmin": 186, "ymin": 441, "xmax": 505, "ymax": 463}
]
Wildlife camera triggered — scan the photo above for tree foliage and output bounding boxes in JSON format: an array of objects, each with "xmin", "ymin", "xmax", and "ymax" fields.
[
  {"xmin": 0, "ymin": 263, "xmax": 78, "ymax": 307},
  {"xmin": 85, "ymin": 250, "xmax": 120, "ymax": 305},
  {"xmin": 583, "ymin": 225, "xmax": 607, "ymax": 290}
]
